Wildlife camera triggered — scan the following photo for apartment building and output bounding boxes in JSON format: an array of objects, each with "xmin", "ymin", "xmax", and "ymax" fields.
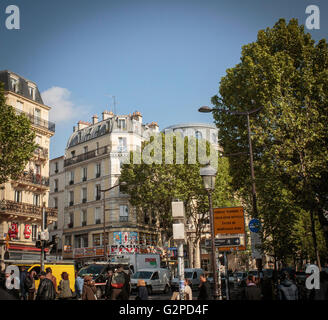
[
  {"xmin": 0, "ymin": 70, "xmax": 57, "ymax": 267},
  {"xmin": 49, "ymin": 111, "xmax": 161, "ymax": 262}
]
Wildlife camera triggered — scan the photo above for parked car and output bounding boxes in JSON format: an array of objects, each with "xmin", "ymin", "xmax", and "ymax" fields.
[
  {"xmin": 130, "ymin": 268, "xmax": 171, "ymax": 295},
  {"xmin": 171, "ymin": 268, "xmax": 204, "ymax": 291}
]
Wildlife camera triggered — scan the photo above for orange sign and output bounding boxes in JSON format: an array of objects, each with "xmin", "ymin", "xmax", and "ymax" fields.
[{"xmin": 213, "ymin": 207, "xmax": 245, "ymax": 235}]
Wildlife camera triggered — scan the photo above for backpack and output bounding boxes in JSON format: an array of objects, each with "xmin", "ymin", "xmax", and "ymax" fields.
[{"xmin": 111, "ymin": 272, "xmax": 125, "ymax": 289}]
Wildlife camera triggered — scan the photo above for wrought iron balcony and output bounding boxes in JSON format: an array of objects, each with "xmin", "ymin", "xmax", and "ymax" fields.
[
  {"xmin": 64, "ymin": 146, "xmax": 108, "ymax": 167},
  {"xmin": 0, "ymin": 200, "xmax": 57, "ymax": 220},
  {"xmin": 17, "ymin": 171, "xmax": 49, "ymax": 188}
]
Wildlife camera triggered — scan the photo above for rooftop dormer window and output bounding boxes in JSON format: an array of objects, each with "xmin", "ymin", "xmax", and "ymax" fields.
[
  {"xmin": 118, "ymin": 118, "xmax": 126, "ymax": 130},
  {"xmin": 28, "ymin": 86, "xmax": 35, "ymax": 100},
  {"xmin": 10, "ymin": 77, "xmax": 18, "ymax": 93}
]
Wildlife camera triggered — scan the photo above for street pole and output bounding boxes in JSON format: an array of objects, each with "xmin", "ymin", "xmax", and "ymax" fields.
[
  {"xmin": 217, "ymin": 254, "xmax": 222, "ymax": 300},
  {"xmin": 208, "ymin": 191, "xmax": 219, "ymax": 300},
  {"xmin": 103, "ymin": 191, "xmax": 107, "ymax": 262},
  {"xmin": 40, "ymin": 206, "xmax": 45, "ymax": 272},
  {"xmin": 224, "ymin": 252, "xmax": 230, "ymax": 300},
  {"xmin": 178, "ymin": 240, "xmax": 185, "ymax": 300}
]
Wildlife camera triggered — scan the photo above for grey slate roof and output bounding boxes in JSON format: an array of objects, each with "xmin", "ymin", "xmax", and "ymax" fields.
[{"xmin": 0, "ymin": 70, "xmax": 44, "ymax": 105}]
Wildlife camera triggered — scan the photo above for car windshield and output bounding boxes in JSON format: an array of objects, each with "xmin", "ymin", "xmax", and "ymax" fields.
[
  {"xmin": 132, "ymin": 271, "xmax": 153, "ymax": 279},
  {"xmin": 236, "ymin": 273, "xmax": 244, "ymax": 277},
  {"xmin": 184, "ymin": 272, "xmax": 193, "ymax": 279},
  {"xmin": 78, "ymin": 265, "xmax": 104, "ymax": 277}
]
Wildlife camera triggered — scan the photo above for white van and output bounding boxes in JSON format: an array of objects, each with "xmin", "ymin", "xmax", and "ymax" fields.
[
  {"xmin": 130, "ymin": 268, "xmax": 171, "ymax": 295},
  {"xmin": 171, "ymin": 268, "xmax": 204, "ymax": 291}
]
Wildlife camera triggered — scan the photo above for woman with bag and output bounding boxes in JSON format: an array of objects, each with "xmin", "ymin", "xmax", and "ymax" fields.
[
  {"xmin": 58, "ymin": 272, "xmax": 73, "ymax": 300},
  {"xmin": 82, "ymin": 276, "xmax": 97, "ymax": 300}
]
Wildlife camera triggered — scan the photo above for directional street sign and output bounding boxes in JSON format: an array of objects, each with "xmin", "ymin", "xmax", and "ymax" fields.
[{"xmin": 214, "ymin": 237, "xmax": 241, "ymax": 247}]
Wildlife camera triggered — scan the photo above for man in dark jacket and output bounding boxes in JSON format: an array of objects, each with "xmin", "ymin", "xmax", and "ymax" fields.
[
  {"xmin": 278, "ymin": 271, "xmax": 298, "ymax": 300},
  {"xmin": 198, "ymin": 274, "xmax": 211, "ymax": 300},
  {"xmin": 19, "ymin": 266, "xmax": 27, "ymax": 300},
  {"xmin": 243, "ymin": 275, "xmax": 262, "ymax": 300},
  {"xmin": 35, "ymin": 271, "xmax": 56, "ymax": 300},
  {"xmin": 104, "ymin": 268, "xmax": 113, "ymax": 300}
]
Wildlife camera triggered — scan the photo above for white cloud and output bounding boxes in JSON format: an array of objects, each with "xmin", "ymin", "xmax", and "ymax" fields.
[{"xmin": 41, "ymin": 86, "xmax": 80, "ymax": 122}]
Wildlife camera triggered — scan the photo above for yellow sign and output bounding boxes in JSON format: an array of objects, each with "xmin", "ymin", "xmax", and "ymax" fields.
[{"xmin": 213, "ymin": 207, "xmax": 245, "ymax": 235}]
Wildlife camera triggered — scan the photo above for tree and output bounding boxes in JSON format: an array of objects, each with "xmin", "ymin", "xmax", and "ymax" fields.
[
  {"xmin": 120, "ymin": 132, "xmax": 238, "ymax": 267},
  {"xmin": 0, "ymin": 82, "xmax": 37, "ymax": 184},
  {"xmin": 211, "ymin": 18, "xmax": 328, "ymax": 266}
]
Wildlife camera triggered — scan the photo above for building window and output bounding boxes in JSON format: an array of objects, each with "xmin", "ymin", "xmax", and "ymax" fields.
[
  {"xmin": 54, "ymin": 162, "xmax": 59, "ymax": 173},
  {"xmin": 95, "ymin": 207, "xmax": 101, "ymax": 224},
  {"xmin": 119, "ymin": 205, "xmax": 129, "ymax": 222},
  {"xmin": 95, "ymin": 184, "xmax": 101, "ymax": 200},
  {"xmin": 74, "ymin": 234, "xmax": 88, "ymax": 248},
  {"xmin": 16, "ymin": 100, "xmax": 23, "ymax": 112},
  {"xmin": 118, "ymin": 119, "xmax": 126, "ymax": 130},
  {"xmin": 84, "ymin": 146, "xmax": 88, "ymax": 153},
  {"xmin": 95, "ymin": 163, "xmax": 101, "ymax": 178},
  {"xmin": 82, "ymin": 187, "xmax": 87, "ymax": 203},
  {"xmin": 10, "ymin": 77, "xmax": 18, "ymax": 92},
  {"xmin": 69, "ymin": 191, "xmax": 74, "ymax": 206},
  {"xmin": 33, "ymin": 194, "xmax": 40, "ymax": 207},
  {"xmin": 28, "ymin": 86, "xmax": 35, "ymax": 100},
  {"xmin": 118, "ymin": 137, "xmax": 127, "ymax": 152},
  {"xmin": 53, "ymin": 197, "xmax": 58, "ymax": 209},
  {"xmin": 32, "ymin": 225, "xmax": 38, "ymax": 241},
  {"xmin": 69, "ymin": 171, "xmax": 74, "ymax": 184},
  {"xmin": 82, "ymin": 167, "xmax": 87, "ymax": 181},
  {"xmin": 93, "ymin": 233, "xmax": 102, "ymax": 247},
  {"xmin": 54, "ymin": 179, "xmax": 58, "ymax": 192},
  {"xmin": 195, "ymin": 131, "xmax": 202, "ymax": 140},
  {"xmin": 81, "ymin": 210, "xmax": 87, "ymax": 227},
  {"xmin": 71, "ymin": 150, "xmax": 76, "ymax": 158},
  {"xmin": 14, "ymin": 190, "xmax": 22, "ymax": 203}
]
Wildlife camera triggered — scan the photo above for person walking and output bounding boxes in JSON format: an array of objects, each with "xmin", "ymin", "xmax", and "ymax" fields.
[
  {"xmin": 58, "ymin": 272, "xmax": 73, "ymax": 300},
  {"xmin": 19, "ymin": 266, "xmax": 27, "ymax": 300},
  {"xmin": 75, "ymin": 272, "xmax": 84, "ymax": 300},
  {"xmin": 277, "ymin": 271, "xmax": 298, "ymax": 300},
  {"xmin": 45, "ymin": 268, "xmax": 57, "ymax": 295},
  {"xmin": 184, "ymin": 279, "xmax": 193, "ymax": 300},
  {"xmin": 243, "ymin": 275, "xmax": 262, "ymax": 300},
  {"xmin": 82, "ymin": 276, "xmax": 97, "ymax": 300},
  {"xmin": 104, "ymin": 268, "xmax": 113, "ymax": 300},
  {"xmin": 136, "ymin": 279, "xmax": 148, "ymax": 300},
  {"xmin": 35, "ymin": 271, "xmax": 56, "ymax": 300},
  {"xmin": 26, "ymin": 271, "xmax": 36, "ymax": 301},
  {"xmin": 120, "ymin": 266, "xmax": 131, "ymax": 300},
  {"xmin": 198, "ymin": 274, "xmax": 211, "ymax": 300},
  {"xmin": 110, "ymin": 265, "xmax": 126, "ymax": 300}
]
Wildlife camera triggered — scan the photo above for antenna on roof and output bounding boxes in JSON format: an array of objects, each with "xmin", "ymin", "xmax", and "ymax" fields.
[{"xmin": 105, "ymin": 94, "xmax": 117, "ymax": 115}]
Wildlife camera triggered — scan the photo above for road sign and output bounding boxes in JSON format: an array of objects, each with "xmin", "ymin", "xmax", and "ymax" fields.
[
  {"xmin": 213, "ymin": 207, "xmax": 245, "ymax": 235},
  {"xmin": 249, "ymin": 218, "xmax": 261, "ymax": 233},
  {"xmin": 214, "ymin": 237, "xmax": 241, "ymax": 247}
]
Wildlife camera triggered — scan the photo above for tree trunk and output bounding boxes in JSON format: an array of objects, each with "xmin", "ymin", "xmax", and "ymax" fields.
[{"xmin": 193, "ymin": 238, "xmax": 201, "ymax": 268}]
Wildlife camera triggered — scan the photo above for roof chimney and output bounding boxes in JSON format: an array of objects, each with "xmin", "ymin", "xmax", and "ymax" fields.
[
  {"xmin": 77, "ymin": 120, "xmax": 91, "ymax": 131},
  {"xmin": 92, "ymin": 114, "xmax": 98, "ymax": 124},
  {"xmin": 102, "ymin": 110, "xmax": 114, "ymax": 120}
]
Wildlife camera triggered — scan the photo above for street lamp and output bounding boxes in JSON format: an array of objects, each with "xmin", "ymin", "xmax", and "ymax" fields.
[
  {"xmin": 100, "ymin": 181, "xmax": 127, "ymax": 261},
  {"xmin": 199, "ymin": 105, "xmax": 263, "ymax": 272},
  {"xmin": 199, "ymin": 164, "xmax": 219, "ymax": 300}
]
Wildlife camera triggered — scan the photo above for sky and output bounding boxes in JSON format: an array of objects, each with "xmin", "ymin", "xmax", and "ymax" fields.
[{"xmin": 0, "ymin": 0, "xmax": 327, "ymax": 159}]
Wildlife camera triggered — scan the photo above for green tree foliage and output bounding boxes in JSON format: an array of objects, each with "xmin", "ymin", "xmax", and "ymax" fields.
[
  {"xmin": 119, "ymin": 132, "xmax": 238, "ymax": 244},
  {"xmin": 0, "ymin": 82, "xmax": 37, "ymax": 184},
  {"xmin": 211, "ymin": 19, "xmax": 328, "ymax": 265}
]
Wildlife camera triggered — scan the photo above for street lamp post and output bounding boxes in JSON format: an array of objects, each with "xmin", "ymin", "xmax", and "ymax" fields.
[
  {"xmin": 199, "ymin": 105, "xmax": 263, "ymax": 273},
  {"xmin": 100, "ymin": 181, "xmax": 127, "ymax": 261},
  {"xmin": 200, "ymin": 164, "xmax": 219, "ymax": 300}
]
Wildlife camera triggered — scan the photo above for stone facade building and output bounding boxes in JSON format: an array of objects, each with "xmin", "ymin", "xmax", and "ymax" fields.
[{"xmin": 0, "ymin": 70, "xmax": 57, "ymax": 267}]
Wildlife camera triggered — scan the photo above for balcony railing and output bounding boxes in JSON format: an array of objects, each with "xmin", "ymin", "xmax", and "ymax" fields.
[
  {"xmin": 0, "ymin": 200, "xmax": 57, "ymax": 220},
  {"xmin": 14, "ymin": 107, "xmax": 55, "ymax": 133},
  {"xmin": 64, "ymin": 146, "xmax": 108, "ymax": 167},
  {"xmin": 33, "ymin": 147, "xmax": 49, "ymax": 159},
  {"xmin": 19, "ymin": 171, "xmax": 49, "ymax": 187}
]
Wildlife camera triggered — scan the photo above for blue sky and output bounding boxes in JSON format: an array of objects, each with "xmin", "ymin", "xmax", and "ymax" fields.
[{"xmin": 0, "ymin": 0, "xmax": 326, "ymax": 158}]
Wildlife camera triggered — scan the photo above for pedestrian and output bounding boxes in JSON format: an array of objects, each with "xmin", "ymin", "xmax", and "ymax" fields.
[
  {"xmin": 119, "ymin": 266, "xmax": 131, "ymax": 300},
  {"xmin": 35, "ymin": 271, "xmax": 56, "ymax": 300},
  {"xmin": 26, "ymin": 271, "xmax": 36, "ymax": 301},
  {"xmin": 242, "ymin": 275, "xmax": 262, "ymax": 300},
  {"xmin": 19, "ymin": 266, "xmax": 27, "ymax": 300},
  {"xmin": 82, "ymin": 276, "xmax": 97, "ymax": 300},
  {"xmin": 110, "ymin": 265, "xmax": 126, "ymax": 300},
  {"xmin": 184, "ymin": 279, "xmax": 193, "ymax": 300},
  {"xmin": 58, "ymin": 272, "xmax": 73, "ymax": 300},
  {"xmin": 277, "ymin": 271, "xmax": 298, "ymax": 300},
  {"xmin": 136, "ymin": 279, "xmax": 148, "ymax": 300},
  {"xmin": 104, "ymin": 268, "xmax": 113, "ymax": 300},
  {"xmin": 75, "ymin": 272, "xmax": 84, "ymax": 300},
  {"xmin": 198, "ymin": 274, "xmax": 211, "ymax": 300},
  {"xmin": 45, "ymin": 267, "xmax": 57, "ymax": 294},
  {"xmin": 5, "ymin": 271, "xmax": 20, "ymax": 299}
]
